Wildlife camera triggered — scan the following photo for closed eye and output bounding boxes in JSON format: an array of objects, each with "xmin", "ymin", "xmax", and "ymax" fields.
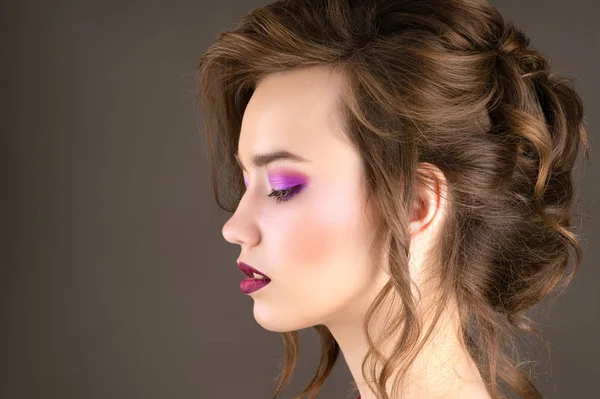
[{"xmin": 268, "ymin": 185, "xmax": 303, "ymax": 203}]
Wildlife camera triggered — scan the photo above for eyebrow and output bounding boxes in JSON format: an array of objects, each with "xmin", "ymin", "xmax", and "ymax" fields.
[{"xmin": 234, "ymin": 150, "xmax": 308, "ymax": 171}]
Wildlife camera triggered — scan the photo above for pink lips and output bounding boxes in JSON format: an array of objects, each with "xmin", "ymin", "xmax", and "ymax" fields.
[
  {"xmin": 238, "ymin": 261, "xmax": 271, "ymax": 294},
  {"xmin": 237, "ymin": 261, "xmax": 271, "ymax": 279}
]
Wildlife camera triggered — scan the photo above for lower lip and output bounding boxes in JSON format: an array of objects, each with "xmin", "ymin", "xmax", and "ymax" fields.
[{"xmin": 240, "ymin": 277, "xmax": 271, "ymax": 294}]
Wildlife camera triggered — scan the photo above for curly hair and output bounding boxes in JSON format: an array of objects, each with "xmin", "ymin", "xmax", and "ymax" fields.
[{"xmin": 195, "ymin": 0, "xmax": 590, "ymax": 398}]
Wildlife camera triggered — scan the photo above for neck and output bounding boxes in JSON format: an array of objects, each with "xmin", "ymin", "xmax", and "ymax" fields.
[{"xmin": 324, "ymin": 274, "xmax": 489, "ymax": 399}]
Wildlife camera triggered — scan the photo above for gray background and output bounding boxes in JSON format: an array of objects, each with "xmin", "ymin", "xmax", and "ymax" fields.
[{"xmin": 1, "ymin": 0, "xmax": 598, "ymax": 398}]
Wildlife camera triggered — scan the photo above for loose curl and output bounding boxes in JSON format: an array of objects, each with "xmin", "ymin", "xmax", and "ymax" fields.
[{"xmin": 195, "ymin": 0, "xmax": 590, "ymax": 398}]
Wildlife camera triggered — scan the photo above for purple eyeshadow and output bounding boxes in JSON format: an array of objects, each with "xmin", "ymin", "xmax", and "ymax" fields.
[
  {"xmin": 268, "ymin": 174, "xmax": 307, "ymax": 191},
  {"xmin": 242, "ymin": 172, "xmax": 308, "ymax": 198}
]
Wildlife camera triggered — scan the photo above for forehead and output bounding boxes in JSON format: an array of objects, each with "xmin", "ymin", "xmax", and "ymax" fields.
[{"xmin": 238, "ymin": 66, "xmax": 350, "ymax": 161}]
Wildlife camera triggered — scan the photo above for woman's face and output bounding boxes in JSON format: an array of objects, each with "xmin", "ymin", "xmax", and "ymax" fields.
[{"xmin": 222, "ymin": 66, "xmax": 387, "ymax": 332}]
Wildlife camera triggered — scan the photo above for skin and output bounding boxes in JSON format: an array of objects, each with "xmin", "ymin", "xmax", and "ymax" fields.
[{"xmin": 221, "ymin": 65, "xmax": 491, "ymax": 399}]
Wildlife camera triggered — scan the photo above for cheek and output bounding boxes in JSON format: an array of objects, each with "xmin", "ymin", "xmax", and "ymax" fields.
[
  {"xmin": 287, "ymin": 217, "xmax": 337, "ymax": 271},
  {"xmin": 253, "ymin": 179, "xmax": 378, "ymax": 331},
  {"xmin": 271, "ymin": 185, "xmax": 371, "ymax": 282}
]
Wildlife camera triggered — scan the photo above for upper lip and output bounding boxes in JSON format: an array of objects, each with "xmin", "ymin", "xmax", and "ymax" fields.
[{"xmin": 237, "ymin": 261, "xmax": 271, "ymax": 279}]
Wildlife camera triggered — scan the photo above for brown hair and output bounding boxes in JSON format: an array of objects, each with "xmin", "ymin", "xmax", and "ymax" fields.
[{"xmin": 195, "ymin": 0, "xmax": 590, "ymax": 398}]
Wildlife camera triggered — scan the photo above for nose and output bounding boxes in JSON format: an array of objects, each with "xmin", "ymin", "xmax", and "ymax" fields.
[{"xmin": 221, "ymin": 196, "xmax": 260, "ymax": 247}]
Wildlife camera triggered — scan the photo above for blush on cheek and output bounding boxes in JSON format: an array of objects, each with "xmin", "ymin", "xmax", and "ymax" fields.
[
  {"xmin": 289, "ymin": 216, "xmax": 338, "ymax": 271},
  {"xmin": 284, "ymin": 193, "xmax": 364, "ymax": 274}
]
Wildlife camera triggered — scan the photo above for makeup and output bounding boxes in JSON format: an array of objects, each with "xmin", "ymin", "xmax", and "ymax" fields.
[
  {"xmin": 240, "ymin": 277, "xmax": 271, "ymax": 294},
  {"xmin": 267, "ymin": 172, "xmax": 307, "ymax": 203},
  {"xmin": 268, "ymin": 173, "xmax": 306, "ymax": 191},
  {"xmin": 244, "ymin": 170, "xmax": 308, "ymax": 203},
  {"xmin": 238, "ymin": 261, "xmax": 272, "ymax": 294}
]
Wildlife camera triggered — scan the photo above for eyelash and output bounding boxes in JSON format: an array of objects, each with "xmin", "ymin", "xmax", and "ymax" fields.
[{"xmin": 268, "ymin": 185, "xmax": 303, "ymax": 203}]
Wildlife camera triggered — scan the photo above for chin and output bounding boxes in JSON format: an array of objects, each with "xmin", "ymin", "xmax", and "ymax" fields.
[{"xmin": 253, "ymin": 305, "xmax": 320, "ymax": 333}]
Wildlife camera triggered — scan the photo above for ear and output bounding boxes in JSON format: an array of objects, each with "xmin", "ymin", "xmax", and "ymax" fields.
[{"xmin": 409, "ymin": 163, "xmax": 448, "ymax": 238}]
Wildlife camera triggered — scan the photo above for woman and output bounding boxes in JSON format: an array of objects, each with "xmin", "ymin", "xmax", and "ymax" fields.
[{"xmin": 195, "ymin": 0, "xmax": 589, "ymax": 398}]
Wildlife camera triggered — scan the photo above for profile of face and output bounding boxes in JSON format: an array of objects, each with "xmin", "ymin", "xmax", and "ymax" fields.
[{"xmin": 221, "ymin": 66, "xmax": 391, "ymax": 332}]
